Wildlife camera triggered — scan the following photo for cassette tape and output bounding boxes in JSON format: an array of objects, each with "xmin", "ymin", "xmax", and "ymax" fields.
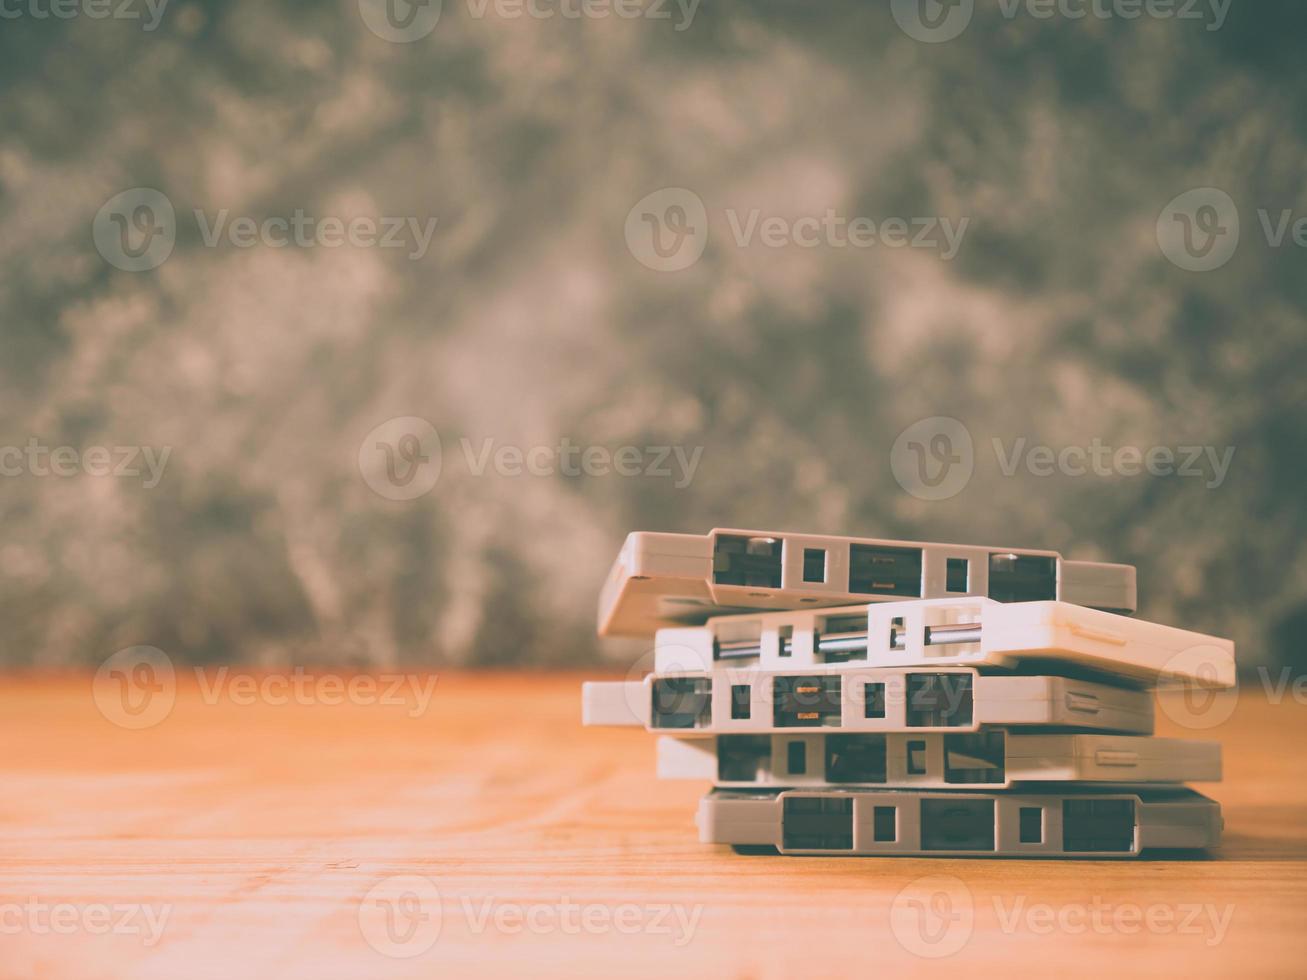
[
  {"xmin": 656, "ymin": 731, "xmax": 1220, "ymax": 789},
  {"xmin": 696, "ymin": 786, "xmax": 1222, "ymax": 857},
  {"xmin": 582, "ymin": 667, "xmax": 1155, "ymax": 735},
  {"xmin": 654, "ymin": 597, "xmax": 1236, "ymax": 688},
  {"xmin": 599, "ymin": 529, "xmax": 1137, "ymax": 636}
]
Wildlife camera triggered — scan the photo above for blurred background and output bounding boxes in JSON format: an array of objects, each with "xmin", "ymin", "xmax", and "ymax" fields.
[{"xmin": 0, "ymin": 0, "xmax": 1303, "ymax": 673}]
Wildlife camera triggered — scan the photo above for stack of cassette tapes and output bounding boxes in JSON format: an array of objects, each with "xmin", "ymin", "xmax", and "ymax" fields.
[{"xmin": 583, "ymin": 529, "xmax": 1235, "ymax": 858}]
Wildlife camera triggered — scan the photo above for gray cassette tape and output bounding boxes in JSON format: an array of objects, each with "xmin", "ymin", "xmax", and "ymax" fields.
[
  {"xmin": 583, "ymin": 667, "xmax": 1155, "ymax": 735},
  {"xmin": 598, "ymin": 530, "xmax": 1137, "ymax": 636},
  {"xmin": 696, "ymin": 786, "xmax": 1222, "ymax": 857},
  {"xmin": 657, "ymin": 731, "xmax": 1220, "ymax": 789},
  {"xmin": 654, "ymin": 597, "xmax": 1235, "ymax": 689}
]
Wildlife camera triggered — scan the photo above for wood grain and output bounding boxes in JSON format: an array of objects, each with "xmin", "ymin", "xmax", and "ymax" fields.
[{"xmin": 1, "ymin": 671, "xmax": 1305, "ymax": 979}]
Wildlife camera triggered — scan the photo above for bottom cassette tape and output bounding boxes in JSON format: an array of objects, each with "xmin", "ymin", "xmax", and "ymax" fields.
[{"xmin": 696, "ymin": 786, "xmax": 1222, "ymax": 858}]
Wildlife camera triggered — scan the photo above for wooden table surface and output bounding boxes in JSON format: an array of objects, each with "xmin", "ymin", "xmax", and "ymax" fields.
[{"xmin": 2, "ymin": 670, "xmax": 1305, "ymax": 979}]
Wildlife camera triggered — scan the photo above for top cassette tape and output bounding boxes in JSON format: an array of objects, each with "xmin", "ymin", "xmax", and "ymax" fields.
[
  {"xmin": 655, "ymin": 597, "xmax": 1236, "ymax": 689},
  {"xmin": 598, "ymin": 529, "xmax": 1137, "ymax": 636}
]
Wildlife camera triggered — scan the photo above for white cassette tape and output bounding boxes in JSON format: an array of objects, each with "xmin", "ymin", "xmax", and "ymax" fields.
[
  {"xmin": 599, "ymin": 529, "xmax": 1137, "ymax": 636},
  {"xmin": 654, "ymin": 597, "xmax": 1235, "ymax": 688},
  {"xmin": 656, "ymin": 731, "xmax": 1220, "ymax": 788},
  {"xmin": 582, "ymin": 667, "xmax": 1154, "ymax": 735},
  {"xmin": 696, "ymin": 786, "xmax": 1222, "ymax": 857}
]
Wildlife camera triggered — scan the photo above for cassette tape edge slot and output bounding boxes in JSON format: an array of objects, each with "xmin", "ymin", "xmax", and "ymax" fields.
[{"xmin": 715, "ymin": 621, "xmax": 983, "ymax": 662}]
